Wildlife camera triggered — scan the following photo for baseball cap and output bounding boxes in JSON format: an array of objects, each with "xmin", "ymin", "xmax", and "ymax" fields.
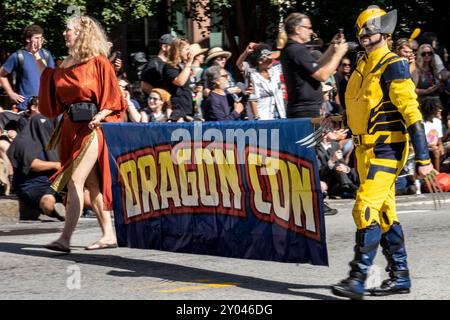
[{"xmin": 159, "ymin": 34, "xmax": 176, "ymax": 45}]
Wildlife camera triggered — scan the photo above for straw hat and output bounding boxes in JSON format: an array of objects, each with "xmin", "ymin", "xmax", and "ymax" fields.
[
  {"xmin": 205, "ymin": 47, "xmax": 232, "ymax": 64},
  {"xmin": 190, "ymin": 43, "xmax": 208, "ymax": 57}
]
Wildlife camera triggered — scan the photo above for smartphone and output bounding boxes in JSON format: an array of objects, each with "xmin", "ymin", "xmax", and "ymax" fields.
[{"xmin": 244, "ymin": 72, "xmax": 252, "ymax": 88}]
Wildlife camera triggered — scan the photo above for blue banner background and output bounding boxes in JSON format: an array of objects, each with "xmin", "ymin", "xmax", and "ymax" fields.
[{"xmin": 102, "ymin": 119, "xmax": 328, "ymax": 265}]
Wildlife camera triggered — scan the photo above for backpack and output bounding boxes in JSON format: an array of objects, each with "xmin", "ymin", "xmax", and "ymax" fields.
[{"xmin": 13, "ymin": 48, "xmax": 51, "ymax": 91}]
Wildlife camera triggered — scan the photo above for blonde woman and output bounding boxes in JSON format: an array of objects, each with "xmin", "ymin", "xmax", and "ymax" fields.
[
  {"xmin": 162, "ymin": 38, "xmax": 195, "ymax": 121},
  {"xmin": 140, "ymin": 88, "xmax": 171, "ymax": 122},
  {"xmin": 35, "ymin": 16, "xmax": 125, "ymax": 252},
  {"xmin": 412, "ymin": 44, "xmax": 443, "ymax": 103}
]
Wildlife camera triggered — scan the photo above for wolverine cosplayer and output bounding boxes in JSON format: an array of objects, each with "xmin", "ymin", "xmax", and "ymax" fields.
[{"xmin": 331, "ymin": 6, "xmax": 435, "ymax": 300}]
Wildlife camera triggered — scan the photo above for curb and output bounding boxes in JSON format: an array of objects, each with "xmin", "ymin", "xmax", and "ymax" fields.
[{"xmin": 327, "ymin": 193, "xmax": 450, "ymax": 208}]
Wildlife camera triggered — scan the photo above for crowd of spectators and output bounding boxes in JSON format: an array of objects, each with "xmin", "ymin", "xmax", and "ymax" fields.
[{"xmin": 1, "ymin": 22, "xmax": 450, "ymax": 220}]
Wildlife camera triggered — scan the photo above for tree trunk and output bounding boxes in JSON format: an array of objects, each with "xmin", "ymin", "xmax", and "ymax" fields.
[
  {"xmin": 235, "ymin": 0, "xmax": 248, "ymax": 51},
  {"xmin": 221, "ymin": 7, "xmax": 242, "ymax": 80}
]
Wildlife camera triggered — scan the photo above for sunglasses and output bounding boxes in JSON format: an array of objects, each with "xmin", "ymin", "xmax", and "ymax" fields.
[
  {"xmin": 341, "ymin": 63, "xmax": 351, "ymax": 67},
  {"xmin": 148, "ymin": 97, "xmax": 161, "ymax": 101},
  {"xmin": 421, "ymin": 51, "xmax": 433, "ymax": 57},
  {"xmin": 258, "ymin": 49, "xmax": 272, "ymax": 60}
]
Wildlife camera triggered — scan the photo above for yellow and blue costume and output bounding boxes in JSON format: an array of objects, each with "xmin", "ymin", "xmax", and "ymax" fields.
[
  {"xmin": 346, "ymin": 43, "xmax": 430, "ymax": 232},
  {"xmin": 331, "ymin": 6, "xmax": 431, "ymax": 300}
]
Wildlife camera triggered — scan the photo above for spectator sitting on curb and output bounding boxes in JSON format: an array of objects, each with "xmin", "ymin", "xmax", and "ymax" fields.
[
  {"xmin": 320, "ymin": 181, "xmax": 338, "ymax": 216},
  {"xmin": 316, "ymin": 129, "xmax": 359, "ymax": 199},
  {"xmin": 6, "ymin": 97, "xmax": 65, "ymax": 221}
]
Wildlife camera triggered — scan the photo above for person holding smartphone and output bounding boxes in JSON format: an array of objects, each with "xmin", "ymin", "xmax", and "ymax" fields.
[{"xmin": 279, "ymin": 12, "xmax": 348, "ymax": 118}]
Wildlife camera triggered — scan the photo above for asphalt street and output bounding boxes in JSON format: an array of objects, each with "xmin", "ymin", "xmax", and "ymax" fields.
[{"xmin": 0, "ymin": 194, "xmax": 449, "ymax": 300}]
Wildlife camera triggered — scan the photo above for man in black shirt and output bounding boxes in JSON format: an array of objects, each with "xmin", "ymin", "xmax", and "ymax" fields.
[
  {"xmin": 140, "ymin": 34, "xmax": 176, "ymax": 94},
  {"xmin": 7, "ymin": 98, "xmax": 65, "ymax": 221},
  {"xmin": 280, "ymin": 13, "xmax": 348, "ymax": 118}
]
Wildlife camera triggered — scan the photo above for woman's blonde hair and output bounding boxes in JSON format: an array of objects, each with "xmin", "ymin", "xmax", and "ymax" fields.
[
  {"xmin": 416, "ymin": 44, "xmax": 438, "ymax": 77},
  {"xmin": 67, "ymin": 15, "xmax": 110, "ymax": 62},
  {"xmin": 167, "ymin": 38, "xmax": 190, "ymax": 68}
]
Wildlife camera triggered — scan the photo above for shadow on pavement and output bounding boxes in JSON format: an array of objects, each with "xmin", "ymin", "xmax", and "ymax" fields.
[{"xmin": 0, "ymin": 242, "xmax": 338, "ymax": 300}]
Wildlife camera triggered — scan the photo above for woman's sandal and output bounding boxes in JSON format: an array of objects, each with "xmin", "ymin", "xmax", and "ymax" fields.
[
  {"xmin": 44, "ymin": 241, "xmax": 71, "ymax": 253},
  {"xmin": 85, "ymin": 241, "xmax": 118, "ymax": 250}
]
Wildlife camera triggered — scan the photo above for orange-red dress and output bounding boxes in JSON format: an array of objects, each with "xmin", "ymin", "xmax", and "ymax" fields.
[{"xmin": 39, "ymin": 55, "xmax": 125, "ymax": 211}]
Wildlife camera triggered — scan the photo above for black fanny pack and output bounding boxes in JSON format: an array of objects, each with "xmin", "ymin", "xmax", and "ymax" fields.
[{"xmin": 67, "ymin": 102, "xmax": 98, "ymax": 122}]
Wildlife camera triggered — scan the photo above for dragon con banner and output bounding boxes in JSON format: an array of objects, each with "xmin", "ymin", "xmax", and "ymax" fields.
[{"xmin": 102, "ymin": 119, "xmax": 328, "ymax": 265}]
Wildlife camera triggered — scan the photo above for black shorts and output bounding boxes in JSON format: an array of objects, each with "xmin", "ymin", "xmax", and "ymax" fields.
[{"xmin": 18, "ymin": 186, "xmax": 62, "ymax": 212}]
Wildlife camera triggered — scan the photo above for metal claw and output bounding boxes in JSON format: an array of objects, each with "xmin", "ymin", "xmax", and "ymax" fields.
[
  {"xmin": 429, "ymin": 171, "xmax": 445, "ymax": 206},
  {"xmin": 296, "ymin": 117, "xmax": 331, "ymax": 143},
  {"xmin": 423, "ymin": 172, "xmax": 444, "ymax": 209},
  {"xmin": 424, "ymin": 175, "xmax": 438, "ymax": 210},
  {"xmin": 296, "ymin": 126, "xmax": 326, "ymax": 144},
  {"xmin": 296, "ymin": 117, "xmax": 334, "ymax": 148},
  {"xmin": 297, "ymin": 127, "xmax": 332, "ymax": 148}
]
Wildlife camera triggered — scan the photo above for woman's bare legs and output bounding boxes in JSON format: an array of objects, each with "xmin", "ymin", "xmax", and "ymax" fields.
[
  {"xmin": 48, "ymin": 131, "xmax": 100, "ymax": 250},
  {"xmin": 85, "ymin": 163, "xmax": 116, "ymax": 248},
  {"xmin": 79, "ymin": 188, "xmax": 93, "ymax": 217}
]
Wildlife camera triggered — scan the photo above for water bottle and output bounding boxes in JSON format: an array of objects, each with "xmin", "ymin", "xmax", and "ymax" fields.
[{"xmin": 415, "ymin": 179, "xmax": 421, "ymax": 195}]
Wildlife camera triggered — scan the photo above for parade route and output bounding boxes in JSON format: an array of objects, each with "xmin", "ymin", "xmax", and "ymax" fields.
[{"xmin": 0, "ymin": 194, "xmax": 448, "ymax": 300}]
